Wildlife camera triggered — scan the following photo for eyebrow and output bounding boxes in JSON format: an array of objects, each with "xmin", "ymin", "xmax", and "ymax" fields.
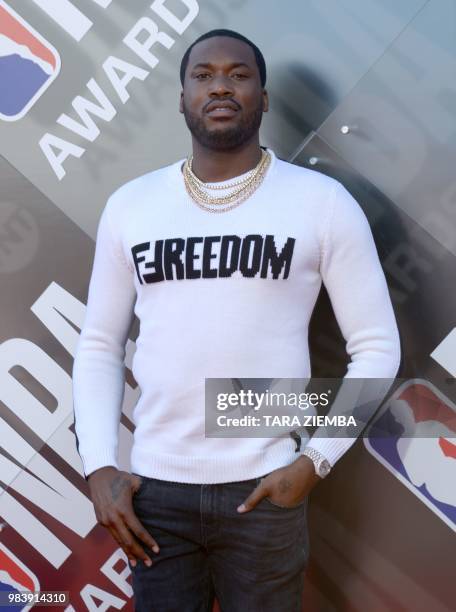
[{"xmin": 190, "ymin": 62, "xmax": 252, "ymax": 71}]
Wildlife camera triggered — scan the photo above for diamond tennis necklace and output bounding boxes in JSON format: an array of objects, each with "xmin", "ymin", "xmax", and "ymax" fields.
[{"xmin": 182, "ymin": 149, "xmax": 271, "ymax": 213}]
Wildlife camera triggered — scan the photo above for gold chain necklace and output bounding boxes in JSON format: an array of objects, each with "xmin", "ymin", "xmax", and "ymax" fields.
[
  {"xmin": 183, "ymin": 150, "xmax": 268, "ymax": 204},
  {"xmin": 182, "ymin": 149, "xmax": 271, "ymax": 213}
]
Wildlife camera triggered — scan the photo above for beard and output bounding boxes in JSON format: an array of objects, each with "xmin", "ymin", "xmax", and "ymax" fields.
[{"xmin": 182, "ymin": 97, "xmax": 264, "ymax": 150}]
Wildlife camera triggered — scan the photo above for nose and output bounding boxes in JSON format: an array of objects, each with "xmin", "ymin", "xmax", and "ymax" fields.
[{"xmin": 208, "ymin": 73, "xmax": 234, "ymax": 97}]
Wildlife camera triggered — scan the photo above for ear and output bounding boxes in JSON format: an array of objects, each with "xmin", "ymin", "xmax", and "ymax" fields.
[
  {"xmin": 179, "ymin": 91, "xmax": 184, "ymax": 114},
  {"xmin": 262, "ymin": 89, "xmax": 269, "ymax": 113}
]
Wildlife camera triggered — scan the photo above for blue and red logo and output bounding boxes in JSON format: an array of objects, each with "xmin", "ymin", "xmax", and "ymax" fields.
[
  {"xmin": 364, "ymin": 379, "xmax": 456, "ymax": 532},
  {"xmin": 0, "ymin": 542, "xmax": 40, "ymax": 611},
  {"xmin": 0, "ymin": 1, "xmax": 60, "ymax": 121}
]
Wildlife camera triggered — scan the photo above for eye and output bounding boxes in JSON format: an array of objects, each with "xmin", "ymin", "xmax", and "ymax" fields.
[
  {"xmin": 232, "ymin": 73, "xmax": 248, "ymax": 79},
  {"xmin": 195, "ymin": 73, "xmax": 211, "ymax": 80}
]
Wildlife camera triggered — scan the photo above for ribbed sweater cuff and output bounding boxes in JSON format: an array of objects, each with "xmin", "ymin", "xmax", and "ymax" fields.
[
  {"xmin": 302, "ymin": 437, "xmax": 358, "ymax": 467},
  {"xmin": 81, "ymin": 448, "xmax": 119, "ymax": 479}
]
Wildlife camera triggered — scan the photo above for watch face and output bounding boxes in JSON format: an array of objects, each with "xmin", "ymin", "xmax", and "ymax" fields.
[{"xmin": 318, "ymin": 460, "xmax": 331, "ymax": 477}]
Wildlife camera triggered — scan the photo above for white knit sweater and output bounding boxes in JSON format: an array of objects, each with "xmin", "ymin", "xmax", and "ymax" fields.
[{"xmin": 72, "ymin": 148, "xmax": 401, "ymax": 483}]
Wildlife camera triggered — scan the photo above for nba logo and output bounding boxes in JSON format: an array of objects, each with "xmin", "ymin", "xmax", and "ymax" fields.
[
  {"xmin": 364, "ymin": 379, "xmax": 456, "ymax": 532},
  {"xmin": 0, "ymin": 542, "xmax": 40, "ymax": 611},
  {"xmin": 0, "ymin": 1, "xmax": 60, "ymax": 121}
]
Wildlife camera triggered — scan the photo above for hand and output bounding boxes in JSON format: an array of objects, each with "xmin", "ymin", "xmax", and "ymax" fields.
[
  {"xmin": 236, "ymin": 456, "xmax": 322, "ymax": 513},
  {"xmin": 87, "ymin": 466, "xmax": 160, "ymax": 567}
]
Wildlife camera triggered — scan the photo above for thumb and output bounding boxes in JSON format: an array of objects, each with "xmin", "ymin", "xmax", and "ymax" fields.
[
  {"xmin": 131, "ymin": 473, "xmax": 143, "ymax": 494},
  {"xmin": 237, "ymin": 480, "xmax": 266, "ymax": 513}
]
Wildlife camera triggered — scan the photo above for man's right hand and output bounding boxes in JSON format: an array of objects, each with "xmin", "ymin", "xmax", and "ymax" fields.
[{"xmin": 87, "ymin": 466, "xmax": 159, "ymax": 567}]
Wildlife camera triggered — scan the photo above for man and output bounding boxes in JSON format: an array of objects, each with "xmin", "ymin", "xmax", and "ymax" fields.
[{"xmin": 73, "ymin": 29, "xmax": 401, "ymax": 611}]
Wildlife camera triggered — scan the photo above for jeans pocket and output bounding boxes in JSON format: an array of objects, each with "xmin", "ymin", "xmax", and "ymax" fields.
[{"xmin": 255, "ymin": 476, "xmax": 307, "ymax": 510}]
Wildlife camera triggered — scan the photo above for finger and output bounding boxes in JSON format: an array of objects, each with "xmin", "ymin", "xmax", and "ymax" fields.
[
  {"xmin": 125, "ymin": 511, "xmax": 160, "ymax": 555},
  {"xmin": 125, "ymin": 478, "xmax": 159, "ymax": 554},
  {"xmin": 113, "ymin": 516, "xmax": 154, "ymax": 567},
  {"xmin": 237, "ymin": 481, "xmax": 267, "ymax": 513},
  {"xmin": 106, "ymin": 523, "xmax": 140, "ymax": 568}
]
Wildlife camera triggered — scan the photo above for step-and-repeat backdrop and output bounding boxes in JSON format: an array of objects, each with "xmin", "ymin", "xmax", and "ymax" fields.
[{"xmin": 0, "ymin": 1, "xmax": 454, "ymax": 610}]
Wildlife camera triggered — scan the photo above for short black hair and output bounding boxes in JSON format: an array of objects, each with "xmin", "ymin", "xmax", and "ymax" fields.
[{"xmin": 180, "ymin": 29, "xmax": 266, "ymax": 88}]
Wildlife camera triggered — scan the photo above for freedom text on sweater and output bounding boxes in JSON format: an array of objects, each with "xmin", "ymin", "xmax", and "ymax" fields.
[{"xmin": 131, "ymin": 234, "xmax": 296, "ymax": 283}]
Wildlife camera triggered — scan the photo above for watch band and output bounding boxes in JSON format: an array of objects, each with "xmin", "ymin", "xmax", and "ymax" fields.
[{"xmin": 302, "ymin": 447, "xmax": 332, "ymax": 478}]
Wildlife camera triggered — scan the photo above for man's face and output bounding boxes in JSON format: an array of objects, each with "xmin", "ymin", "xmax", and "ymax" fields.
[{"xmin": 179, "ymin": 36, "xmax": 268, "ymax": 150}]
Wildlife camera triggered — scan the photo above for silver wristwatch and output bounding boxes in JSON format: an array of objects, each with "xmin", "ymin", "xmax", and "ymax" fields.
[{"xmin": 302, "ymin": 447, "xmax": 332, "ymax": 478}]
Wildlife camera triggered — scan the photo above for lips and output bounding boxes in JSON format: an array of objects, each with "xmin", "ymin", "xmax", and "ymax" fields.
[{"xmin": 205, "ymin": 100, "xmax": 239, "ymax": 117}]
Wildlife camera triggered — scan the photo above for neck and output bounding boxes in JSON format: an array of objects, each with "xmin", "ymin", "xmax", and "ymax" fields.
[{"xmin": 189, "ymin": 136, "xmax": 263, "ymax": 182}]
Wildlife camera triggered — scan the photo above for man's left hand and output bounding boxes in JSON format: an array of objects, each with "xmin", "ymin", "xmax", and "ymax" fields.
[{"xmin": 237, "ymin": 455, "xmax": 321, "ymax": 513}]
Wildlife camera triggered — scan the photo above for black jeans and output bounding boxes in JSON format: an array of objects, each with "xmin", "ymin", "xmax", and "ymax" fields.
[{"xmin": 129, "ymin": 473, "xmax": 310, "ymax": 612}]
